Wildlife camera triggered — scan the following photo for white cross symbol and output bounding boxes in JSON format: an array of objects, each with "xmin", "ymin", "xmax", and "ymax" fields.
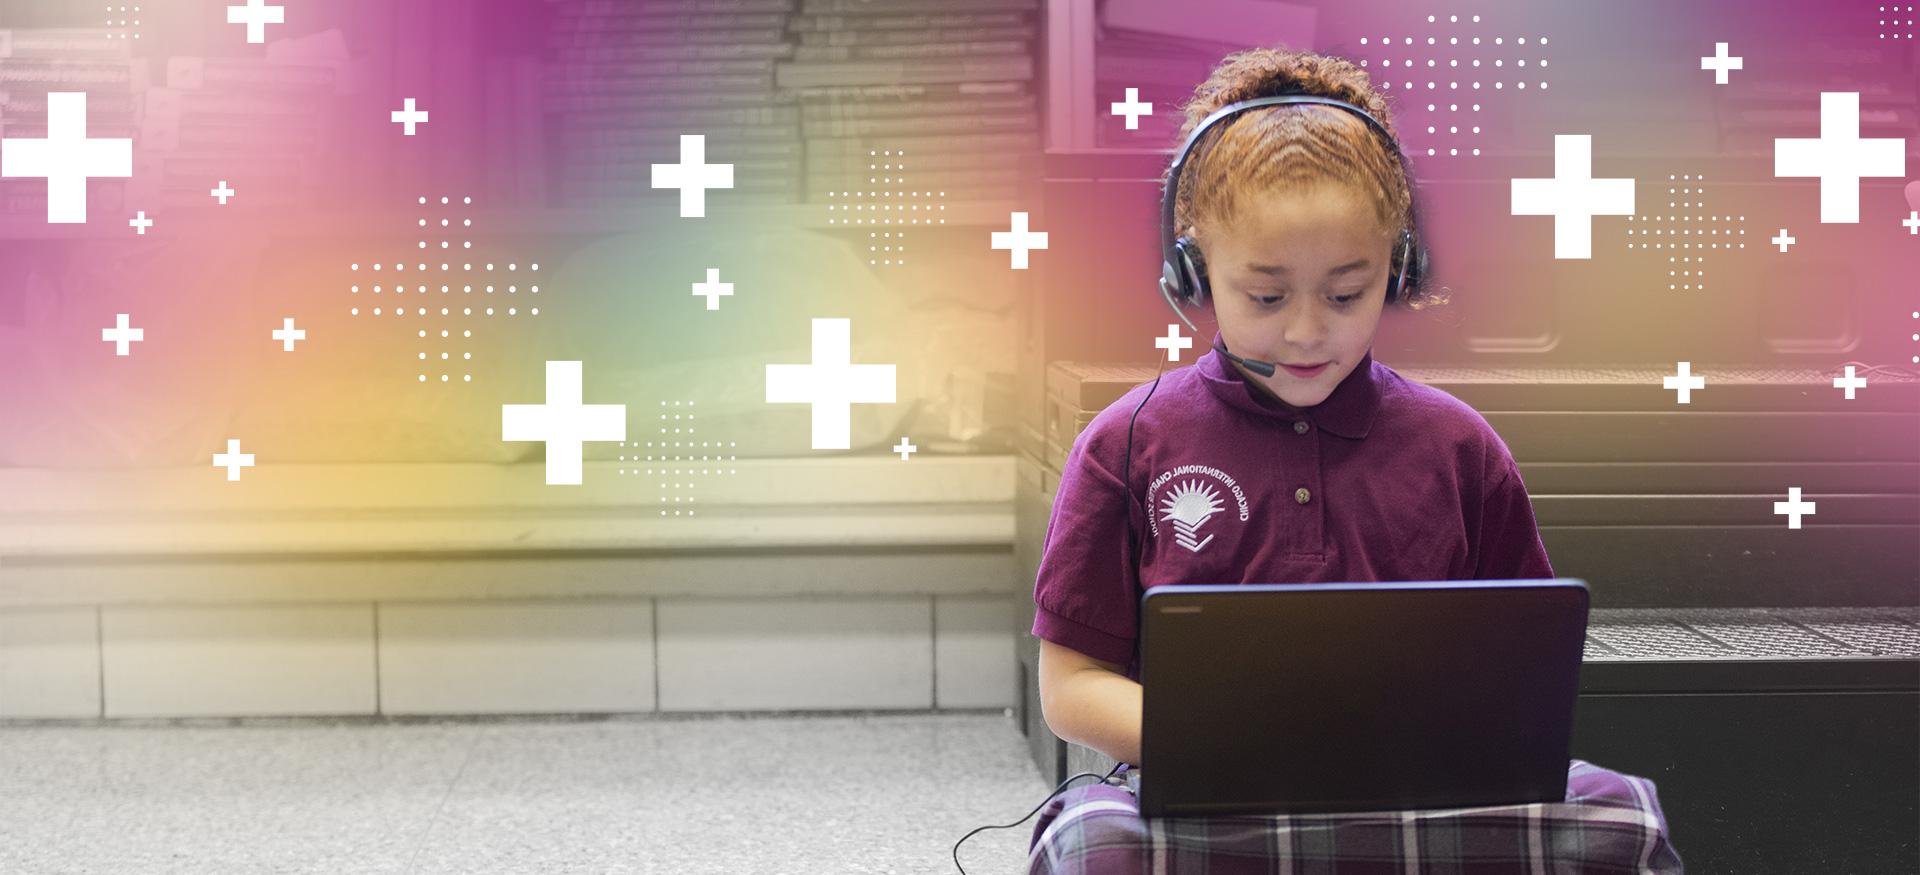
[
  {"xmin": 226, "ymin": 0, "xmax": 283, "ymax": 43},
  {"xmin": 894, "ymin": 437, "xmax": 917, "ymax": 460},
  {"xmin": 1111, "ymin": 87, "xmax": 1153, "ymax": 130},
  {"xmin": 650, "ymin": 134, "xmax": 733, "ymax": 218},
  {"xmin": 391, "ymin": 98, "xmax": 429, "ymax": 135},
  {"xmin": 1155, "ymin": 324, "xmax": 1193, "ymax": 361},
  {"xmin": 1663, "ymin": 361, "xmax": 1705, "ymax": 403},
  {"xmin": 692, "ymin": 268, "xmax": 733, "ymax": 310},
  {"xmin": 765, "ymin": 318, "xmax": 896, "ymax": 450},
  {"xmin": 1774, "ymin": 92, "xmax": 1906, "ymax": 223},
  {"xmin": 102, "ymin": 313, "xmax": 143, "ymax": 355},
  {"xmin": 213, "ymin": 439, "xmax": 255, "ymax": 481},
  {"xmin": 1904, "ymin": 211, "xmax": 1920, "ymax": 234},
  {"xmin": 128, "ymin": 211, "xmax": 152, "ymax": 234},
  {"xmin": 272, "ymin": 317, "xmax": 305, "ymax": 351},
  {"xmin": 502, "ymin": 361, "xmax": 627, "ymax": 486},
  {"xmin": 1834, "ymin": 365, "xmax": 1867, "ymax": 399},
  {"xmin": 1772, "ymin": 229, "xmax": 1795, "ymax": 251},
  {"xmin": 990, "ymin": 211, "xmax": 1048, "ymax": 269},
  {"xmin": 1510, "ymin": 134, "xmax": 1635, "ymax": 259},
  {"xmin": 1773, "ymin": 487, "xmax": 1816, "ymax": 529},
  {"xmin": 0, "ymin": 91, "xmax": 133, "ymax": 223},
  {"xmin": 1700, "ymin": 42, "xmax": 1742, "ymax": 84},
  {"xmin": 212, "ymin": 181, "xmax": 235, "ymax": 204}
]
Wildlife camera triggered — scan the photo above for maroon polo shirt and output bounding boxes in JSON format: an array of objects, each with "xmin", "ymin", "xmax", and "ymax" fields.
[{"xmin": 1031, "ymin": 336, "xmax": 1554, "ymax": 682}]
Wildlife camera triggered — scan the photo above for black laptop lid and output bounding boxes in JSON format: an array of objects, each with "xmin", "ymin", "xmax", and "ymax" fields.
[{"xmin": 1138, "ymin": 579, "xmax": 1590, "ymax": 818}]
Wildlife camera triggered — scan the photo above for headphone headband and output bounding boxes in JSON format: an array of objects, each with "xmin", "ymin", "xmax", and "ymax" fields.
[
  {"xmin": 1157, "ymin": 94, "xmax": 1422, "ymax": 315},
  {"xmin": 1161, "ymin": 95, "xmax": 1403, "ymax": 258}
]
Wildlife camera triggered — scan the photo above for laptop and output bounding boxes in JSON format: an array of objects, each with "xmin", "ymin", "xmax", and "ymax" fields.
[{"xmin": 1136, "ymin": 578, "xmax": 1590, "ymax": 818}]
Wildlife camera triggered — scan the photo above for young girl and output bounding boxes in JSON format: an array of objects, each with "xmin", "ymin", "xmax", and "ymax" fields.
[
  {"xmin": 1021, "ymin": 48, "xmax": 1682, "ymax": 875},
  {"xmin": 1032, "ymin": 46, "xmax": 1550, "ymax": 772}
]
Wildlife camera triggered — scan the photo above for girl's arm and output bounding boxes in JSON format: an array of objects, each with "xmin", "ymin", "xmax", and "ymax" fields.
[{"xmin": 1037, "ymin": 638, "xmax": 1144, "ymax": 766}]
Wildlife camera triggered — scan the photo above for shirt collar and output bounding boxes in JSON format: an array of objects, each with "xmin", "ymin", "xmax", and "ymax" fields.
[{"xmin": 1196, "ymin": 331, "xmax": 1382, "ymax": 439}]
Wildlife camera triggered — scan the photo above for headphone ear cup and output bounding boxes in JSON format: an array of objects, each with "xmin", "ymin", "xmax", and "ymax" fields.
[
  {"xmin": 1386, "ymin": 234, "xmax": 1407, "ymax": 306},
  {"xmin": 1388, "ymin": 229, "xmax": 1423, "ymax": 305},
  {"xmin": 1402, "ymin": 232, "xmax": 1428, "ymax": 299},
  {"xmin": 1175, "ymin": 237, "xmax": 1211, "ymax": 306}
]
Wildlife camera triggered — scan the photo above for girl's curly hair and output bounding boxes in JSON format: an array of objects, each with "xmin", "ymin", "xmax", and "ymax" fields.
[{"xmin": 1167, "ymin": 47, "xmax": 1451, "ymax": 312}]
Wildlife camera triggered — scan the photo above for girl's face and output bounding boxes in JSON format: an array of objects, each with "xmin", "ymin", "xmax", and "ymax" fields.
[{"xmin": 1203, "ymin": 183, "xmax": 1393, "ymax": 410}]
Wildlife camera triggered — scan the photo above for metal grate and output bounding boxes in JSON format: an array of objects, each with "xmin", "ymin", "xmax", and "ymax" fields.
[
  {"xmin": 1584, "ymin": 607, "xmax": 1920, "ymax": 661},
  {"xmin": 1588, "ymin": 610, "xmax": 1736, "ymax": 659},
  {"xmin": 1582, "ymin": 636, "xmax": 1623, "ymax": 660},
  {"xmin": 1786, "ymin": 607, "xmax": 1920, "ymax": 657}
]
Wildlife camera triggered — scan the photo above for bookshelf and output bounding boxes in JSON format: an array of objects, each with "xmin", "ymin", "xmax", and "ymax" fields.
[
  {"xmin": 0, "ymin": 0, "xmax": 1047, "ymax": 233},
  {"xmin": 0, "ymin": 2, "xmax": 1044, "ymax": 477}
]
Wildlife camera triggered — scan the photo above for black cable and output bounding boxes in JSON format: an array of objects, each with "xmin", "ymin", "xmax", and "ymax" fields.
[
  {"xmin": 951, "ymin": 351, "xmax": 1174, "ymax": 874},
  {"xmin": 952, "ymin": 761, "xmax": 1129, "ymax": 875},
  {"xmin": 1122, "ymin": 353, "xmax": 1174, "ymax": 577}
]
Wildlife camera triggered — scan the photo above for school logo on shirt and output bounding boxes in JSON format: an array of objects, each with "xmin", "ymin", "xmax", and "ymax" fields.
[{"xmin": 1147, "ymin": 465, "xmax": 1251, "ymax": 553}]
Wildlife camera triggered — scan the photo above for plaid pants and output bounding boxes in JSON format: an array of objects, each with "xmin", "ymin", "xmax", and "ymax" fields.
[{"xmin": 1029, "ymin": 759, "xmax": 1684, "ymax": 874}]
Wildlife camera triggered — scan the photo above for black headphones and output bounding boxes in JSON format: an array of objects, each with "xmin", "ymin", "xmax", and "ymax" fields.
[{"xmin": 1157, "ymin": 94, "xmax": 1427, "ymax": 377}]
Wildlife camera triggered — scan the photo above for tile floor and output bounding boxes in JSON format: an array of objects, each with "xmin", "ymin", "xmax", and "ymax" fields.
[{"xmin": 0, "ymin": 711, "xmax": 1055, "ymax": 875}]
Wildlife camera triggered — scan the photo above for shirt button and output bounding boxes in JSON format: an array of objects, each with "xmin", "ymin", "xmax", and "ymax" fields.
[
  {"xmin": 1293, "ymin": 421, "xmax": 1310, "ymax": 434},
  {"xmin": 1295, "ymin": 487, "xmax": 1311, "ymax": 504}
]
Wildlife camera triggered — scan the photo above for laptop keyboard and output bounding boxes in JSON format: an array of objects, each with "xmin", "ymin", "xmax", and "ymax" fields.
[{"xmin": 1583, "ymin": 607, "xmax": 1920, "ymax": 660}]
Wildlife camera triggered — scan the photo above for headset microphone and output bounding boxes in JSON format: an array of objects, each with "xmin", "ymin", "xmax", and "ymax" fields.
[
  {"xmin": 1157, "ymin": 270, "xmax": 1281, "ymax": 377},
  {"xmin": 1220, "ymin": 349, "xmax": 1279, "ymax": 379}
]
